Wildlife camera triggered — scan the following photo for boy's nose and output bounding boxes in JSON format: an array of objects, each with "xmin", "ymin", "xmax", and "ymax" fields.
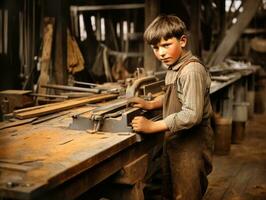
[{"xmin": 158, "ymin": 47, "xmax": 166, "ymax": 57}]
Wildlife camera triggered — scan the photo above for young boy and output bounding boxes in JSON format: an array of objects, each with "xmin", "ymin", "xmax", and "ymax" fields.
[{"xmin": 130, "ymin": 15, "xmax": 214, "ymax": 200}]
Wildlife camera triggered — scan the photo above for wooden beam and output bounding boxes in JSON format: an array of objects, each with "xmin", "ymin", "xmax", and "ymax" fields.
[
  {"xmin": 71, "ymin": 4, "xmax": 145, "ymax": 12},
  {"xmin": 37, "ymin": 17, "xmax": 54, "ymax": 96},
  {"xmin": 189, "ymin": 0, "xmax": 201, "ymax": 57},
  {"xmin": 54, "ymin": 0, "xmax": 68, "ymax": 87},
  {"xmin": 208, "ymin": 0, "xmax": 261, "ymax": 66}
]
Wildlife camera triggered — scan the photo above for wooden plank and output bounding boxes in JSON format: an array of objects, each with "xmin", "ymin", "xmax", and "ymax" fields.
[
  {"xmin": 37, "ymin": 17, "xmax": 55, "ymax": 97},
  {"xmin": 14, "ymin": 93, "xmax": 118, "ymax": 119},
  {"xmin": 0, "ymin": 117, "xmax": 37, "ymax": 130},
  {"xmin": 13, "ymin": 104, "xmax": 49, "ymax": 114},
  {"xmin": 31, "ymin": 111, "xmax": 70, "ymax": 125},
  {"xmin": 0, "ymin": 90, "xmax": 32, "ymax": 95}
]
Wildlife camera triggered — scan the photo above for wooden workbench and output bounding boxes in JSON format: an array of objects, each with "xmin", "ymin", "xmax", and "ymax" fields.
[
  {"xmin": 0, "ymin": 65, "xmax": 258, "ymax": 200},
  {"xmin": 0, "ymin": 106, "xmax": 162, "ymax": 200}
]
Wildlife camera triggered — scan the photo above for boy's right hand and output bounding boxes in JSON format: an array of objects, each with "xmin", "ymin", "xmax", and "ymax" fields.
[{"xmin": 127, "ymin": 97, "xmax": 150, "ymax": 110}]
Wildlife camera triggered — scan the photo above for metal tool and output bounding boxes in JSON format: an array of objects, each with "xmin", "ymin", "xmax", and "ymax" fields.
[
  {"xmin": 41, "ymin": 84, "xmax": 101, "ymax": 94},
  {"xmin": 69, "ymin": 106, "xmax": 143, "ymax": 133},
  {"xmin": 72, "ymin": 80, "xmax": 121, "ymax": 94},
  {"xmin": 126, "ymin": 76, "xmax": 157, "ymax": 98},
  {"xmin": 69, "ymin": 72, "xmax": 165, "ymax": 133}
]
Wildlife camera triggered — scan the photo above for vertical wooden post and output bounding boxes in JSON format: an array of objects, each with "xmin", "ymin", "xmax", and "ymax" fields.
[
  {"xmin": 37, "ymin": 17, "xmax": 54, "ymax": 97},
  {"xmin": 189, "ymin": 0, "xmax": 201, "ymax": 57},
  {"xmin": 43, "ymin": 0, "xmax": 68, "ymax": 89},
  {"xmin": 218, "ymin": 0, "xmax": 226, "ymax": 39},
  {"xmin": 54, "ymin": 0, "xmax": 68, "ymax": 87},
  {"xmin": 221, "ymin": 86, "xmax": 234, "ymax": 119},
  {"xmin": 144, "ymin": 0, "xmax": 160, "ymax": 73}
]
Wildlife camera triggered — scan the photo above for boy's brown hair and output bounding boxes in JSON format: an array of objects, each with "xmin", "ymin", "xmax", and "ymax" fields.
[{"xmin": 144, "ymin": 15, "xmax": 187, "ymax": 45}]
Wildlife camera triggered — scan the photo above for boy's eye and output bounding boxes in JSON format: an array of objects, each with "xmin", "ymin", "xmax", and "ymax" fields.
[{"xmin": 163, "ymin": 43, "xmax": 171, "ymax": 47}]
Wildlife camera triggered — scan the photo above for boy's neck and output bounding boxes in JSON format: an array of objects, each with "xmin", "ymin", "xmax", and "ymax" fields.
[{"xmin": 169, "ymin": 50, "xmax": 189, "ymax": 68}]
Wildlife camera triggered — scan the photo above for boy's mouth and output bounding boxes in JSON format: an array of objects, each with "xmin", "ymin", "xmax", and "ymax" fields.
[{"xmin": 161, "ymin": 58, "xmax": 172, "ymax": 64}]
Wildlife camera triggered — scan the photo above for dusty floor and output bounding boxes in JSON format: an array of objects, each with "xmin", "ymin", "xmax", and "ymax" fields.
[{"xmin": 204, "ymin": 113, "xmax": 266, "ymax": 200}]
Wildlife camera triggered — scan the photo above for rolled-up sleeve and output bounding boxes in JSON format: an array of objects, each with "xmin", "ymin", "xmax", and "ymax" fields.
[{"xmin": 163, "ymin": 69, "xmax": 206, "ymax": 133}]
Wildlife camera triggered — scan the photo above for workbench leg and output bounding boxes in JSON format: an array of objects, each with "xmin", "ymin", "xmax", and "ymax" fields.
[
  {"xmin": 211, "ymin": 86, "xmax": 234, "ymax": 155},
  {"xmin": 232, "ymin": 81, "xmax": 249, "ymax": 144},
  {"xmin": 220, "ymin": 86, "xmax": 234, "ymax": 119},
  {"xmin": 247, "ymin": 73, "xmax": 255, "ymax": 118},
  {"xmin": 254, "ymin": 68, "xmax": 266, "ymax": 113},
  {"xmin": 106, "ymin": 154, "xmax": 148, "ymax": 200},
  {"xmin": 105, "ymin": 181, "xmax": 145, "ymax": 200}
]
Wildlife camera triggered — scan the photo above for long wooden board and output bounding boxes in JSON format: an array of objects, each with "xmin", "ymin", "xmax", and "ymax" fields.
[{"xmin": 14, "ymin": 93, "xmax": 118, "ymax": 119}]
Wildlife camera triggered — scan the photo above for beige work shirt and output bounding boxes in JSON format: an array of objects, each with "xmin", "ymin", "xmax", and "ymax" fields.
[{"xmin": 163, "ymin": 51, "xmax": 212, "ymax": 133}]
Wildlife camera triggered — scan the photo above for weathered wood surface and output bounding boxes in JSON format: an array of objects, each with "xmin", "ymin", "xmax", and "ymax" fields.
[
  {"xmin": 40, "ymin": 133, "xmax": 163, "ymax": 200},
  {"xmin": 14, "ymin": 93, "xmax": 118, "ymax": 119},
  {"xmin": 0, "ymin": 98, "xmax": 164, "ymax": 200},
  {"xmin": 0, "ymin": 119, "xmax": 138, "ymax": 199},
  {"xmin": 113, "ymin": 154, "xmax": 148, "ymax": 185},
  {"xmin": 37, "ymin": 18, "xmax": 55, "ymax": 97}
]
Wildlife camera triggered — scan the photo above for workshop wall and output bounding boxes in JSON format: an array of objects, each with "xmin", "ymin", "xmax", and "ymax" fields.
[{"xmin": 0, "ymin": 1, "xmax": 22, "ymax": 90}]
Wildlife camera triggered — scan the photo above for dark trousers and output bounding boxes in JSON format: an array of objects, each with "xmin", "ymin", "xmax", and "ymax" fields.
[{"xmin": 162, "ymin": 125, "xmax": 214, "ymax": 200}]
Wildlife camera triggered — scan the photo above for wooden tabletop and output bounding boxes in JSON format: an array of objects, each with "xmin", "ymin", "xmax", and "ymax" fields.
[{"xmin": 0, "ymin": 107, "xmax": 138, "ymax": 199}]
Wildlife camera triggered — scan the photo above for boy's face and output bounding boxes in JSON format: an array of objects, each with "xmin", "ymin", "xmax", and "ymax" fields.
[{"xmin": 151, "ymin": 36, "xmax": 187, "ymax": 66}]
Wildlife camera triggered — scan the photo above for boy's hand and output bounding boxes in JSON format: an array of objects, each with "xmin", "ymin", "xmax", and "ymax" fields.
[
  {"xmin": 131, "ymin": 116, "xmax": 168, "ymax": 133},
  {"xmin": 127, "ymin": 97, "xmax": 151, "ymax": 110},
  {"xmin": 132, "ymin": 116, "xmax": 154, "ymax": 133}
]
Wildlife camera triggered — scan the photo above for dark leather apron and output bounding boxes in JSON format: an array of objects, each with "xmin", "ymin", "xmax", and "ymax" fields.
[{"xmin": 162, "ymin": 59, "xmax": 214, "ymax": 200}]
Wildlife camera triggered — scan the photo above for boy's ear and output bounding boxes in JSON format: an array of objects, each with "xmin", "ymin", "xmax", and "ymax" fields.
[{"xmin": 179, "ymin": 35, "xmax": 187, "ymax": 47}]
